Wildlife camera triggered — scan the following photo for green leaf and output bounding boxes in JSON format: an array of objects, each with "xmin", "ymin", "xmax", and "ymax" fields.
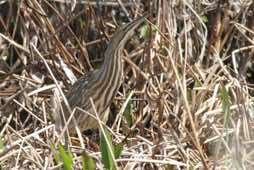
[
  {"xmin": 139, "ymin": 22, "xmax": 157, "ymax": 39},
  {"xmin": 187, "ymin": 88, "xmax": 192, "ymax": 103},
  {"xmin": 188, "ymin": 164, "xmax": 194, "ymax": 170},
  {"xmin": 220, "ymin": 85, "xmax": 232, "ymax": 132},
  {"xmin": 0, "ymin": 136, "xmax": 4, "ymax": 151},
  {"xmin": 114, "ymin": 143, "xmax": 123, "ymax": 159},
  {"xmin": 140, "ymin": 24, "xmax": 148, "ymax": 39},
  {"xmin": 194, "ymin": 79, "xmax": 202, "ymax": 87},
  {"xmin": 58, "ymin": 144, "xmax": 73, "ymax": 170},
  {"xmin": 100, "ymin": 127, "xmax": 116, "ymax": 170},
  {"xmin": 123, "ymin": 100, "xmax": 133, "ymax": 127},
  {"xmin": 50, "ymin": 144, "xmax": 60, "ymax": 164},
  {"xmin": 165, "ymin": 164, "xmax": 174, "ymax": 170},
  {"xmin": 201, "ymin": 15, "xmax": 208, "ymax": 23},
  {"xmin": 82, "ymin": 152, "xmax": 95, "ymax": 170}
]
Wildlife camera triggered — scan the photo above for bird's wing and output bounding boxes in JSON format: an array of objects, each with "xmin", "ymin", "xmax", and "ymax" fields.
[{"xmin": 65, "ymin": 70, "xmax": 95, "ymax": 110}]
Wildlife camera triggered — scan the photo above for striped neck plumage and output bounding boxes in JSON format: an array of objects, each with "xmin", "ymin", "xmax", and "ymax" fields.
[
  {"xmin": 95, "ymin": 17, "xmax": 145, "ymax": 110},
  {"xmin": 101, "ymin": 17, "xmax": 145, "ymax": 78}
]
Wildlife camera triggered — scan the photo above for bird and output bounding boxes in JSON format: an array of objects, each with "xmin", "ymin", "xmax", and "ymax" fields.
[{"xmin": 56, "ymin": 16, "xmax": 146, "ymax": 134}]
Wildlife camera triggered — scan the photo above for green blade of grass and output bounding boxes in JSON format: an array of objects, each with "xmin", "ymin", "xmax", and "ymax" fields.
[
  {"xmin": 100, "ymin": 126, "xmax": 116, "ymax": 170},
  {"xmin": 51, "ymin": 144, "xmax": 60, "ymax": 164},
  {"xmin": 220, "ymin": 85, "xmax": 231, "ymax": 127},
  {"xmin": 58, "ymin": 144, "xmax": 73, "ymax": 170},
  {"xmin": 114, "ymin": 143, "xmax": 123, "ymax": 159},
  {"xmin": 82, "ymin": 152, "xmax": 95, "ymax": 170},
  {"xmin": 139, "ymin": 22, "xmax": 157, "ymax": 39},
  {"xmin": 0, "ymin": 136, "xmax": 4, "ymax": 151},
  {"xmin": 123, "ymin": 98, "xmax": 133, "ymax": 127}
]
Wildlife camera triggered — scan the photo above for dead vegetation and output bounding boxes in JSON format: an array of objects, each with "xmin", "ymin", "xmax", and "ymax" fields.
[{"xmin": 0, "ymin": 0, "xmax": 254, "ymax": 169}]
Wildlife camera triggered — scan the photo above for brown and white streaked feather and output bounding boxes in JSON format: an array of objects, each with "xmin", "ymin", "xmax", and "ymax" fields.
[{"xmin": 57, "ymin": 17, "xmax": 146, "ymax": 134}]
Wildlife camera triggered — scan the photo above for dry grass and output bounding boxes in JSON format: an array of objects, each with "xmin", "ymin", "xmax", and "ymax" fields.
[{"xmin": 0, "ymin": 0, "xmax": 254, "ymax": 169}]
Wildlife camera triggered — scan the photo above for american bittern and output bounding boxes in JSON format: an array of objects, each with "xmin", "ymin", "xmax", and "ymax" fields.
[{"xmin": 57, "ymin": 17, "xmax": 146, "ymax": 134}]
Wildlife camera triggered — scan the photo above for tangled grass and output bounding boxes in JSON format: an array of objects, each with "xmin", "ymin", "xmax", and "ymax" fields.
[{"xmin": 0, "ymin": 0, "xmax": 254, "ymax": 169}]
